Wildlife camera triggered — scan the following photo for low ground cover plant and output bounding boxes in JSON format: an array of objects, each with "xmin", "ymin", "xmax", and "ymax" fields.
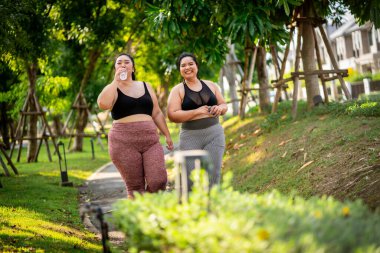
[{"xmin": 113, "ymin": 171, "xmax": 380, "ymax": 253}]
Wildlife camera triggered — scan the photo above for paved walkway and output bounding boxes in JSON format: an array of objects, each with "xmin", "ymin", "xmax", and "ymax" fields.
[{"xmin": 79, "ymin": 145, "xmax": 177, "ymax": 245}]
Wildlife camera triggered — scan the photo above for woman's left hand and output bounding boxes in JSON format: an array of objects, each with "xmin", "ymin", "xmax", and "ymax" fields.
[
  {"xmin": 165, "ymin": 136, "xmax": 174, "ymax": 151},
  {"xmin": 209, "ymin": 105, "xmax": 223, "ymax": 117}
]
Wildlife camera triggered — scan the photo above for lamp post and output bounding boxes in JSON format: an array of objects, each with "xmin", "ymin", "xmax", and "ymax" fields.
[
  {"xmin": 80, "ymin": 203, "xmax": 111, "ymax": 253},
  {"xmin": 90, "ymin": 138, "xmax": 95, "ymax": 160},
  {"xmin": 57, "ymin": 141, "xmax": 73, "ymax": 187},
  {"xmin": 174, "ymin": 150, "xmax": 214, "ymax": 203}
]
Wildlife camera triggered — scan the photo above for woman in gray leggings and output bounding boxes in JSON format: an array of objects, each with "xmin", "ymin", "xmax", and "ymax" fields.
[{"xmin": 167, "ymin": 52, "xmax": 228, "ymax": 184}]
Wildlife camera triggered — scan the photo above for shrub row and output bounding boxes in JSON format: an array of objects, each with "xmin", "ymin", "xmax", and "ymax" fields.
[{"xmin": 112, "ymin": 172, "xmax": 380, "ymax": 253}]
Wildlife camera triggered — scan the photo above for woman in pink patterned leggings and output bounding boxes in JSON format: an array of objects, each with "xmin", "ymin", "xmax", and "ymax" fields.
[{"xmin": 97, "ymin": 54, "xmax": 173, "ymax": 198}]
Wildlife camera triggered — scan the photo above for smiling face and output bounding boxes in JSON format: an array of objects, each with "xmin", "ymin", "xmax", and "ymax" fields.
[
  {"xmin": 115, "ymin": 54, "xmax": 134, "ymax": 73},
  {"xmin": 179, "ymin": 56, "xmax": 198, "ymax": 79}
]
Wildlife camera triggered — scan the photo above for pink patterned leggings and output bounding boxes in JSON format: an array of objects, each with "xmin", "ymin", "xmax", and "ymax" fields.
[{"xmin": 108, "ymin": 121, "xmax": 167, "ymax": 198}]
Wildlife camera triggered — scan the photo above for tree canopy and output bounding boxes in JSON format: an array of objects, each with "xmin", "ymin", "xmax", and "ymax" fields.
[{"xmin": 1, "ymin": 0, "xmax": 379, "ymax": 130}]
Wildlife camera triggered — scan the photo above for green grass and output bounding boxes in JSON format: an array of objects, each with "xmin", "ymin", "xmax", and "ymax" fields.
[
  {"xmin": 223, "ymin": 101, "xmax": 380, "ymax": 208},
  {"xmin": 0, "ymin": 138, "xmax": 110, "ymax": 252}
]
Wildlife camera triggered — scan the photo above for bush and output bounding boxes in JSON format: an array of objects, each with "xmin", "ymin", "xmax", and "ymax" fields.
[
  {"xmin": 346, "ymin": 101, "xmax": 380, "ymax": 117},
  {"xmin": 371, "ymin": 72, "xmax": 380, "ymax": 81},
  {"xmin": 112, "ymin": 172, "xmax": 380, "ymax": 253},
  {"xmin": 345, "ymin": 70, "xmax": 372, "ymax": 83},
  {"xmin": 359, "ymin": 91, "xmax": 380, "ymax": 102},
  {"xmin": 312, "ymin": 100, "xmax": 380, "ymax": 117}
]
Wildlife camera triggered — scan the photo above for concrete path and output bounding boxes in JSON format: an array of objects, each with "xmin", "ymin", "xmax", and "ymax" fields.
[{"xmin": 79, "ymin": 144, "xmax": 177, "ymax": 245}]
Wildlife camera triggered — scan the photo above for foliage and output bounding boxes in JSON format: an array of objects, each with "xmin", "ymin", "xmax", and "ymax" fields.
[
  {"xmin": 37, "ymin": 76, "xmax": 72, "ymax": 116},
  {"xmin": 313, "ymin": 100, "xmax": 380, "ymax": 117},
  {"xmin": 52, "ymin": 0, "xmax": 132, "ymax": 106},
  {"xmin": 343, "ymin": 0, "xmax": 380, "ymax": 28},
  {"xmin": 346, "ymin": 101, "xmax": 380, "ymax": 117},
  {"xmin": 314, "ymin": 0, "xmax": 349, "ymax": 26},
  {"xmin": 113, "ymin": 171, "xmax": 380, "ymax": 253},
  {"xmin": 137, "ymin": 0, "xmax": 302, "ymax": 68},
  {"xmin": 0, "ymin": 62, "xmax": 28, "ymax": 119},
  {"xmin": 0, "ymin": 59, "xmax": 25, "ymax": 119},
  {"xmin": 313, "ymin": 0, "xmax": 380, "ymax": 28},
  {"xmin": 359, "ymin": 91, "xmax": 380, "ymax": 101},
  {"xmin": 133, "ymin": 0, "xmax": 229, "ymax": 67},
  {"xmin": 216, "ymin": 0, "xmax": 301, "ymax": 47},
  {"xmin": 371, "ymin": 72, "xmax": 380, "ymax": 81},
  {"xmin": 345, "ymin": 71, "xmax": 380, "ymax": 83},
  {"xmin": 345, "ymin": 69, "xmax": 373, "ymax": 83},
  {"xmin": 0, "ymin": 0, "xmax": 53, "ymax": 61},
  {"xmin": 56, "ymin": 0, "xmax": 126, "ymax": 48}
]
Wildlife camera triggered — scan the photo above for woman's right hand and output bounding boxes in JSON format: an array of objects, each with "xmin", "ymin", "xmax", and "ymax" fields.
[
  {"xmin": 165, "ymin": 135, "xmax": 174, "ymax": 151},
  {"xmin": 114, "ymin": 67, "xmax": 126, "ymax": 82}
]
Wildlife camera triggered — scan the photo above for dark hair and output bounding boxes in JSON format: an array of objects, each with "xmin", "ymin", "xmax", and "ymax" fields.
[
  {"xmin": 176, "ymin": 52, "xmax": 199, "ymax": 69},
  {"xmin": 115, "ymin": 53, "xmax": 136, "ymax": 80}
]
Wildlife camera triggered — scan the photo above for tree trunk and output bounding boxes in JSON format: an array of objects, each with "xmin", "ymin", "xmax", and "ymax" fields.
[
  {"xmin": 162, "ymin": 83, "xmax": 169, "ymax": 116},
  {"xmin": 157, "ymin": 76, "xmax": 170, "ymax": 116},
  {"xmin": 26, "ymin": 62, "xmax": 38, "ymax": 162},
  {"xmin": 301, "ymin": 0, "xmax": 320, "ymax": 109},
  {"xmin": 52, "ymin": 115, "xmax": 63, "ymax": 137},
  {"xmin": 239, "ymin": 43, "xmax": 251, "ymax": 119},
  {"xmin": 330, "ymin": 80, "xmax": 339, "ymax": 101},
  {"xmin": 218, "ymin": 68, "xmax": 225, "ymax": 98},
  {"xmin": 227, "ymin": 45, "xmax": 242, "ymax": 116},
  {"xmin": 0, "ymin": 102, "xmax": 11, "ymax": 149},
  {"xmin": 72, "ymin": 49, "xmax": 101, "ymax": 151},
  {"xmin": 224, "ymin": 51, "xmax": 239, "ymax": 116},
  {"xmin": 240, "ymin": 42, "xmax": 258, "ymax": 119},
  {"xmin": 256, "ymin": 46, "xmax": 270, "ymax": 113},
  {"xmin": 72, "ymin": 108, "xmax": 88, "ymax": 151}
]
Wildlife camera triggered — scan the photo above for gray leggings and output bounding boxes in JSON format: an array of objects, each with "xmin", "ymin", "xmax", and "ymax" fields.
[{"xmin": 179, "ymin": 123, "xmax": 225, "ymax": 184}]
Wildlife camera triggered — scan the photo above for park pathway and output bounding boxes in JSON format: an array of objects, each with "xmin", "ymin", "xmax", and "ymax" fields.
[{"xmin": 79, "ymin": 144, "xmax": 178, "ymax": 246}]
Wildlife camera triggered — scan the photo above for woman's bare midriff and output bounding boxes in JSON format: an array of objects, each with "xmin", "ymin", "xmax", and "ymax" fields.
[{"xmin": 113, "ymin": 114, "xmax": 153, "ymax": 123}]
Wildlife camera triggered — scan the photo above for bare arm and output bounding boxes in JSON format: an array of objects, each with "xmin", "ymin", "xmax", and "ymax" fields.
[
  {"xmin": 97, "ymin": 81, "xmax": 118, "ymax": 110},
  {"xmin": 97, "ymin": 66, "xmax": 127, "ymax": 110},
  {"xmin": 167, "ymin": 85, "xmax": 210, "ymax": 123},
  {"xmin": 147, "ymin": 83, "xmax": 173, "ymax": 150}
]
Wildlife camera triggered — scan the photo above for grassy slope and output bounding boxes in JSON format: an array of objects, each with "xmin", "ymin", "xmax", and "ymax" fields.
[
  {"xmin": 0, "ymin": 139, "xmax": 110, "ymax": 252},
  {"xmin": 222, "ymin": 105, "xmax": 380, "ymax": 209}
]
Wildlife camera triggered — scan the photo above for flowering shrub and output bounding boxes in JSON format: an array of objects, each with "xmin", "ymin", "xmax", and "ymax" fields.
[{"xmin": 112, "ymin": 172, "xmax": 380, "ymax": 253}]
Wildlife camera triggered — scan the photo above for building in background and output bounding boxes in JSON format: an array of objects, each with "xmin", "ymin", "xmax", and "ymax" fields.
[
  {"xmin": 270, "ymin": 14, "xmax": 380, "ymax": 101},
  {"xmin": 321, "ymin": 14, "xmax": 380, "ymax": 74}
]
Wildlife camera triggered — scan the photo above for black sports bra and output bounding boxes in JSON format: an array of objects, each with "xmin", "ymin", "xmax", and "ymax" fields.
[
  {"xmin": 111, "ymin": 82, "xmax": 153, "ymax": 120},
  {"xmin": 181, "ymin": 80, "xmax": 217, "ymax": 111}
]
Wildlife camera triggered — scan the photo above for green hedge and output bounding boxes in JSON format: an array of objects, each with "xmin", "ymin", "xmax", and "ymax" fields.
[
  {"xmin": 312, "ymin": 100, "xmax": 380, "ymax": 117},
  {"xmin": 112, "ymin": 172, "xmax": 380, "ymax": 253},
  {"xmin": 258, "ymin": 98, "xmax": 380, "ymax": 133}
]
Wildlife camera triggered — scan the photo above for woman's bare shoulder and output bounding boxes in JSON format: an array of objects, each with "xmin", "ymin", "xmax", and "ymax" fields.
[
  {"xmin": 202, "ymin": 79, "xmax": 217, "ymax": 85},
  {"xmin": 202, "ymin": 80, "xmax": 218, "ymax": 91},
  {"xmin": 171, "ymin": 83, "xmax": 185, "ymax": 93}
]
